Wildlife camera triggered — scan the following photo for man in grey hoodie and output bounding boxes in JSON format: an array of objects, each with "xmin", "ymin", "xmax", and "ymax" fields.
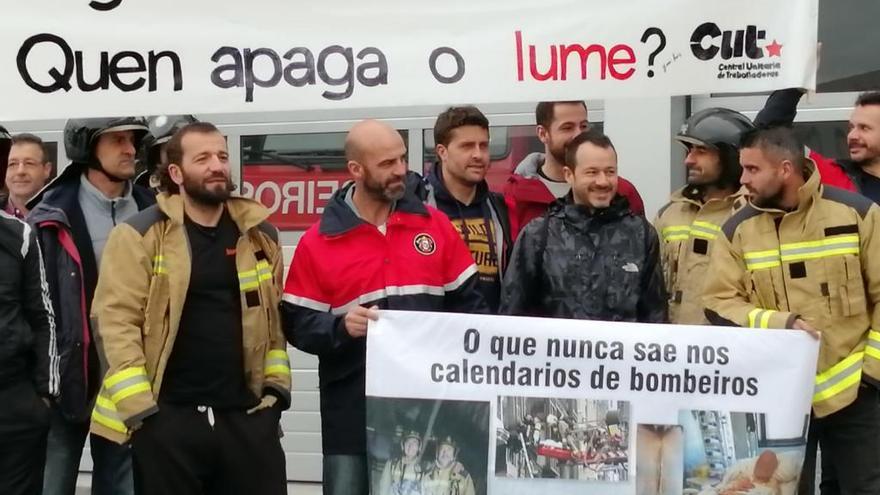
[{"xmin": 28, "ymin": 117, "xmax": 156, "ymax": 495}]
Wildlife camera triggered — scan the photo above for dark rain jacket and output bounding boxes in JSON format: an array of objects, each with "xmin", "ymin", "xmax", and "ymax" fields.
[
  {"xmin": 500, "ymin": 195, "xmax": 667, "ymax": 323},
  {"xmin": 0, "ymin": 211, "xmax": 57, "ymax": 397},
  {"xmin": 26, "ymin": 163, "xmax": 155, "ymax": 422}
]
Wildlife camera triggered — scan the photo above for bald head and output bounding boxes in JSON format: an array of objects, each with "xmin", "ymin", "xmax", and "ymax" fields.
[
  {"xmin": 345, "ymin": 119, "xmax": 408, "ymax": 203},
  {"xmin": 345, "ymin": 119, "xmax": 404, "ymax": 163}
]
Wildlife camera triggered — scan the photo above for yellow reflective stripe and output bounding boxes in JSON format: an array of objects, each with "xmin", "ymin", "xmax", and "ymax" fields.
[
  {"xmin": 661, "ymin": 225, "xmax": 690, "ymax": 235},
  {"xmin": 104, "ymin": 367, "xmax": 151, "ymax": 404},
  {"xmin": 743, "ymin": 249, "xmax": 781, "ymax": 270},
  {"xmin": 267, "ymin": 350, "xmax": 289, "ymax": 360},
  {"xmin": 265, "ymin": 350, "xmax": 291, "ymax": 376},
  {"xmin": 759, "ymin": 311, "xmax": 774, "ymax": 328},
  {"xmin": 866, "ymin": 331, "xmax": 880, "ymax": 360},
  {"xmin": 744, "ymin": 249, "xmax": 780, "ymax": 259},
  {"xmin": 690, "ymin": 231, "xmax": 717, "ymax": 240},
  {"xmin": 661, "ymin": 225, "xmax": 690, "ymax": 242},
  {"xmin": 92, "ymin": 395, "xmax": 127, "ymax": 433},
  {"xmin": 152, "ymin": 255, "xmax": 167, "ymax": 275},
  {"xmin": 748, "ymin": 308, "xmax": 761, "ymax": 328},
  {"xmin": 104, "ymin": 367, "xmax": 147, "ymax": 389},
  {"xmin": 780, "ymin": 247, "xmax": 860, "ymax": 262},
  {"xmin": 265, "ymin": 365, "xmax": 291, "ymax": 376},
  {"xmin": 256, "ymin": 260, "xmax": 273, "ymax": 282},
  {"xmin": 813, "ymin": 351, "xmax": 864, "ymax": 403},
  {"xmin": 746, "ymin": 260, "xmax": 781, "ymax": 270},
  {"xmin": 779, "ymin": 236, "xmax": 860, "ymax": 262},
  {"xmin": 781, "ymin": 235, "xmax": 860, "ymax": 251},
  {"xmin": 239, "ymin": 261, "xmax": 273, "ymax": 291},
  {"xmin": 110, "ymin": 382, "xmax": 152, "ymax": 403},
  {"xmin": 692, "ymin": 221, "xmax": 721, "ymax": 231},
  {"xmin": 816, "ymin": 352, "xmax": 864, "ymax": 385},
  {"xmin": 747, "ymin": 308, "xmax": 776, "ymax": 328},
  {"xmin": 662, "ymin": 222, "xmax": 721, "ymax": 241}
]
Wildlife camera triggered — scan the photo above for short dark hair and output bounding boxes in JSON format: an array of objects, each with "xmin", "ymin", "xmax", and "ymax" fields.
[
  {"xmin": 856, "ymin": 91, "xmax": 880, "ymax": 107},
  {"xmin": 158, "ymin": 122, "xmax": 222, "ymax": 193},
  {"xmin": 740, "ymin": 126, "xmax": 805, "ymax": 170},
  {"xmin": 535, "ymin": 101, "xmax": 587, "ymax": 128},
  {"xmin": 563, "ymin": 130, "xmax": 616, "ymax": 170},
  {"xmin": 10, "ymin": 133, "xmax": 49, "ymax": 164},
  {"xmin": 433, "ymin": 106, "xmax": 489, "ymax": 147}
]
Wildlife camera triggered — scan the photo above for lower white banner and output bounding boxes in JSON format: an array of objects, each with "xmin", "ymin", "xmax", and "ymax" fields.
[{"xmin": 365, "ymin": 310, "xmax": 819, "ymax": 495}]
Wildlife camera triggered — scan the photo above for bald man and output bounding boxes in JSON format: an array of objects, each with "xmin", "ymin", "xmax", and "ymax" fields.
[{"xmin": 281, "ymin": 120, "xmax": 487, "ymax": 495}]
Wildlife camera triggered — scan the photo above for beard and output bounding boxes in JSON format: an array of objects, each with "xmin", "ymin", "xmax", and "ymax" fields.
[
  {"xmin": 548, "ymin": 137, "xmax": 567, "ymax": 166},
  {"xmin": 363, "ymin": 169, "xmax": 405, "ymax": 202},
  {"xmin": 748, "ymin": 186, "xmax": 785, "ymax": 210},
  {"xmin": 183, "ymin": 171, "xmax": 235, "ymax": 206}
]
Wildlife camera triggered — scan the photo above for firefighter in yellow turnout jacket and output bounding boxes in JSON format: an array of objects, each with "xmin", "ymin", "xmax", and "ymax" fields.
[
  {"xmin": 656, "ymin": 108, "xmax": 753, "ymax": 324},
  {"xmin": 703, "ymin": 127, "xmax": 880, "ymax": 494},
  {"xmin": 90, "ymin": 122, "xmax": 290, "ymax": 495}
]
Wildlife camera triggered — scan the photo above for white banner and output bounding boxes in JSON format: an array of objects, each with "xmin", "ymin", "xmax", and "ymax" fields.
[
  {"xmin": 3, "ymin": 0, "xmax": 817, "ymax": 120},
  {"xmin": 366, "ymin": 310, "xmax": 819, "ymax": 495}
]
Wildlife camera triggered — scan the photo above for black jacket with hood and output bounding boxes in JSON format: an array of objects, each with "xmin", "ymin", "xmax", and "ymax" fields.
[
  {"xmin": 417, "ymin": 165, "xmax": 514, "ymax": 312},
  {"xmin": 500, "ymin": 195, "xmax": 667, "ymax": 323},
  {"xmin": 26, "ymin": 163, "xmax": 155, "ymax": 422}
]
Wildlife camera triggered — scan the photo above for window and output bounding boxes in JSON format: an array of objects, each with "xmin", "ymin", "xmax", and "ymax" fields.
[
  {"xmin": 816, "ymin": 0, "xmax": 880, "ymax": 92},
  {"xmin": 241, "ymin": 130, "xmax": 407, "ymax": 231},
  {"xmin": 791, "ymin": 121, "xmax": 848, "ymax": 160},
  {"xmin": 422, "ymin": 124, "xmax": 603, "ymax": 193}
]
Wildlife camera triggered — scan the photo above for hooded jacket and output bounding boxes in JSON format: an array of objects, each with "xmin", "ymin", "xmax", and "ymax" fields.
[
  {"xmin": 27, "ymin": 163, "xmax": 155, "ymax": 422},
  {"xmin": 0, "ymin": 210, "xmax": 57, "ymax": 397},
  {"xmin": 281, "ymin": 182, "xmax": 487, "ymax": 454},
  {"xmin": 503, "ymin": 152, "xmax": 646, "ymax": 236},
  {"xmin": 89, "ymin": 194, "xmax": 290, "ymax": 443},
  {"xmin": 419, "ymin": 163, "xmax": 516, "ymax": 312},
  {"xmin": 703, "ymin": 161, "xmax": 880, "ymax": 418},
  {"xmin": 500, "ymin": 194, "xmax": 667, "ymax": 323}
]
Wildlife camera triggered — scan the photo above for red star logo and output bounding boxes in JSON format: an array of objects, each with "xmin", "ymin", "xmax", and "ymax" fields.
[{"xmin": 766, "ymin": 40, "xmax": 783, "ymax": 57}]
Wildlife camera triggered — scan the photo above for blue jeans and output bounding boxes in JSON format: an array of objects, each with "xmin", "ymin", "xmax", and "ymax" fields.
[
  {"xmin": 323, "ymin": 455, "xmax": 368, "ymax": 495},
  {"xmin": 43, "ymin": 407, "xmax": 133, "ymax": 495}
]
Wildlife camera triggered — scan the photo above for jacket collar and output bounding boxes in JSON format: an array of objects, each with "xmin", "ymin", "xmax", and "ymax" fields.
[
  {"xmin": 671, "ymin": 185, "xmax": 745, "ymax": 208},
  {"xmin": 78, "ymin": 173, "xmax": 136, "ymax": 215},
  {"xmin": 156, "ymin": 193, "xmax": 270, "ymax": 233},
  {"xmin": 427, "ymin": 161, "xmax": 490, "ymax": 206},
  {"xmin": 319, "ymin": 181, "xmax": 428, "ymax": 236},
  {"xmin": 549, "ymin": 193, "xmax": 630, "ymax": 222},
  {"xmin": 513, "ymin": 152, "xmax": 545, "ymax": 179}
]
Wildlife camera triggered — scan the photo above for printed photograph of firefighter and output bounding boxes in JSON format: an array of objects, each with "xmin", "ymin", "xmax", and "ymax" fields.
[
  {"xmin": 366, "ymin": 397, "xmax": 490, "ymax": 495},
  {"xmin": 678, "ymin": 410, "xmax": 808, "ymax": 495},
  {"xmin": 495, "ymin": 397, "xmax": 630, "ymax": 482}
]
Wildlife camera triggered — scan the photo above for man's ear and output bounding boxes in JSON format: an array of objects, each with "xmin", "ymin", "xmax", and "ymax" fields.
[
  {"xmin": 436, "ymin": 144, "xmax": 448, "ymax": 164},
  {"xmin": 348, "ymin": 160, "xmax": 363, "ymax": 180},
  {"xmin": 169, "ymin": 163, "xmax": 185, "ymax": 186},
  {"xmin": 563, "ymin": 165, "xmax": 575, "ymax": 186},
  {"xmin": 537, "ymin": 125, "xmax": 550, "ymax": 146}
]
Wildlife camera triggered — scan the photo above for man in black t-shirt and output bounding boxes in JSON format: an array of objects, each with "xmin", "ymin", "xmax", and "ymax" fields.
[{"xmin": 90, "ymin": 122, "xmax": 290, "ymax": 495}]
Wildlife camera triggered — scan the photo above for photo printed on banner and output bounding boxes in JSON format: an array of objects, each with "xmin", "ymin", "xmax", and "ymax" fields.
[
  {"xmin": 495, "ymin": 397, "xmax": 630, "ymax": 483},
  {"xmin": 636, "ymin": 424, "xmax": 684, "ymax": 495},
  {"xmin": 367, "ymin": 397, "xmax": 490, "ymax": 495},
  {"xmin": 675, "ymin": 410, "xmax": 808, "ymax": 495}
]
